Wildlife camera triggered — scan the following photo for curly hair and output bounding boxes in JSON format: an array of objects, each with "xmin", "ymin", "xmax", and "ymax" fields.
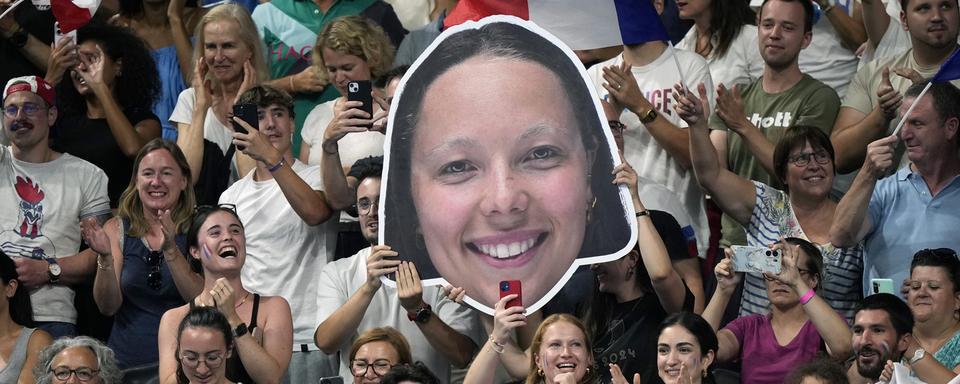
[
  {"xmin": 33, "ymin": 336, "xmax": 123, "ymax": 384},
  {"xmin": 312, "ymin": 15, "xmax": 396, "ymax": 84},
  {"xmin": 56, "ymin": 22, "xmax": 160, "ymax": 116}
]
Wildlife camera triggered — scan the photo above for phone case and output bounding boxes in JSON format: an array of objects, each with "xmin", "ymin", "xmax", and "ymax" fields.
[
  {"xmin": 871, "ymin": 279, "xmax": 894, "ymax": 294},
  {"xmin": 347, "ymin": 80, "xmax": 373, "ymax": 117},
  {"xmin": 499, "ymin": 280, "xmax": 522, "ymax": 308},
  {"xmin": 231, "ymin": 103, "xmax": 258, "ymax": 134},
  {"xmin": 730, "ymin": 245, "xmax": 782, "ymax": 274}
]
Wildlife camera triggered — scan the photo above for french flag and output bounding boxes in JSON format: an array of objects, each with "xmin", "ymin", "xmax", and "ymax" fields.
[
  {"xmin": 51, "ymin": 0, "xmax": 99, "ymax": 33},
  {"xmin": 444, "ymin": 0, "xmax": 670, "ymax": 50}
]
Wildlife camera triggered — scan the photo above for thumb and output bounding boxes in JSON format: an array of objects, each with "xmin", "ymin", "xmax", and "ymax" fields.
[
  {"xmin": 633, "ymin": 373, "xmax": 642, "ymax": 384},
  {"xmin": 881, "ymin": 66, "xmax": 892, "ymax": 85}
]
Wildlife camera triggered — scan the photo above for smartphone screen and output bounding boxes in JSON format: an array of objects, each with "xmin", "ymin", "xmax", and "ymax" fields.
[
  {"xmin": 347, "ymin": 80, "xmax": 373, "ymax": 118},
  {"xmin": 499, "ymin": 280, "xmax": 522, "ymax": 309},
  {"xmin": 231, "ymin": 103, "xmax": 258, "ymax": 134}
]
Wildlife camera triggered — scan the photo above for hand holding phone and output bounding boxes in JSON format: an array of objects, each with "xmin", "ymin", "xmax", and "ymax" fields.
[
  {"xmin": 319, "ymin": 376, "xmax": 344, "ymax": 384},
  {"xmin": 231, "ymin": 103, "xmax": 258, "ymax": 135},
  {"xmin": 730, "ymin": 245, "xmax": 782, "ymax": 274},
  {"xmin": 54, "ymin": 22, "xmax": 77, "ymax": 48},
  {"xmin": 499, "ymin": 280, "xmax": 522, "ymax": 309}
]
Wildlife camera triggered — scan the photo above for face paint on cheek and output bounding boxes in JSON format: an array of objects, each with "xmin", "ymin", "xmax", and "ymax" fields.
[{"xmin": 202, "ymin": 244, "xmax": 212, "ymax": 261}]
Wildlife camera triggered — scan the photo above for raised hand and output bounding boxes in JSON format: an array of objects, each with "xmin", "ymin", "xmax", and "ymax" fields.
[
  {"xmin": 877, "ymin": 67, "xmax": 902, "ymax": 122},
  {"xmin": 192, "ymin": 57, "xmax": 214, "ymax": 110},
  {"xmin": 610, "ymin": 363, "xmax": 642, "ymax": 384},
  {"xmin": 365, "ymin": 245, "xmax": 400, "ymax": 291},
  {"xmin": 290, "ymin": 66, "xmax": 327, "ymax": 94},
  {"xmin": 765, "ymin": 240, "xmax": 804, "ymax": 291},
  {"xmin": 491, "ymin": 294, "xmax": 527, "ymax": 349},
  {"xmin": 441, "ymin": 285, "xmax": 466, "ymax": 304},
  {"xmin": 157, "ymin": 209, "xmax": 178, "ymax": 253},
  {"xmin": 862, "ymin": 134, "xmax": 899, "ymax": 178},
  {"xmin": 370, "ymin": 89, "xmax": 390, "ymax": 133},
  {"xmin": 80, "ymin": 217, "xmax": 112, "ymax": 256},
  {"xmin": 46, "ymin": 38, "xmax": 79, "ymax": 86},
  {"xmin": 612, "ymin": 162, "xmax": 640, "ymax": 205},
  {"xmin": 602, "ymin": 61, "xmax": 648, "ymax": 114},
  {"xmin": 320, "ymin": 99, "xmax": 371, "ymax": 153},
  {"xmin": 715, "ymin": 248, "xmax": 743, "ymax": 294},
  {"xmin": 715, "ymin": 83, "xmax": 748, "ymax": 133},
  {"xmin": 672, "ymin": 82, "xmax": 710, "ymax": 128},
  {"xmin": 232, "ymin": 60, "xmax": 256, "ymax": 105},
  {"xmin": 75, "ymin": 44, "xmax": 109, "ymax": 95}
]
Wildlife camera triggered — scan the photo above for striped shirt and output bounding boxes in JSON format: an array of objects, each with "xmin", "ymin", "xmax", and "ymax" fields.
[{"xmin": 739, "ymin": 182, "xmax": 863, "ymax": 322}]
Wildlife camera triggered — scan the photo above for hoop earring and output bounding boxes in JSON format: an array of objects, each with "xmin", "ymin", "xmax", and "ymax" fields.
[
  {"xmin": 537, "ymin": 368, "xmax": 544, "ymax": 377},
  {"xmin": 586, "ymin": 196, "xmax": 597, "ymax": 222},
  {"xmin": 702, "ymin": 369, "xmax": 707, "ymax": 378}
]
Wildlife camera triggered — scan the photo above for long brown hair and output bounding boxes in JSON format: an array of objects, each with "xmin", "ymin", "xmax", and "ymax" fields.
[
  {"xmin": 117, "ymin": 139, "xmax": 195, "ymax": 237},
  {"xmin": 526, "ymin": 314, "xmax": 598, "ymax": 384}
]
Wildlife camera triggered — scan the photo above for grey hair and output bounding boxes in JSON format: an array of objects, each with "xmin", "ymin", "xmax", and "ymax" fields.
[{"xmin": 33, "ymin": 336, "xmax": 122, "ymax": 384}]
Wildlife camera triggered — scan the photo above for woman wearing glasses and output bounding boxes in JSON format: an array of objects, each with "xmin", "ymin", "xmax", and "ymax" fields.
[
  {"xmin": 348, "ymin": 327, "xmax": 413, "ymax": 384},
  {"xmin": 33, "ymin": 336, "xmax": 122, "ymax": 384},
  {"xmin": 81, "ymin": 139, "xmax": 203, "ymax": 370},
  {"xmin": 902, "ymin": 248, "xmax": 960, "ymax": 373},
  {"xmin": 673, "ymin": 86, "xmax": 864, "ymax": 322},
  {"xmin": 157, "ymin": 205, "xmax": 293, "ymax": 384},
  {"xmin": 176, "ymin": 306, "xmax": 236, "ymax": 384}
]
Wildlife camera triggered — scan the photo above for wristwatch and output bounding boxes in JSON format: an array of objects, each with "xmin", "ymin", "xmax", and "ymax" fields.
[
  {"xmin": 232, "ymin": 323, "xmax": 249, "ymax": 338},
  {"xmin": 639, "ymin": 108, "xmax": 658, "ymax": 124},
  {"xmin": 407, "ymin": 303, "xmax": 433, "ymax": 324},
  {"xmin": 46, "ymin": 258, "xmax": 62, "ymax": 283},
  {"xmin": 909, "ymin": 348, "xmax": 926, "ymax": 365}
]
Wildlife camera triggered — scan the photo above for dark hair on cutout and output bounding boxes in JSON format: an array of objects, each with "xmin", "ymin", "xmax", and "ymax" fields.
[
  {"xmin": 176, "ymin": 306, "xmax": 234, "ymax": 384},
  {"xmin": 56, "ymin": 22, "xmax": 160, "ymax": 116},
  {"xmin": 905, "ymin": 81, "xmax": 960, "ymax": 128},
  {"xmin": 772, "ymin": 125, "xmax": 835, "ymax": 192},
  {"xmin": 380, "ymin": 361, "xmax": 441, "ymax": 384},
  {"xmin": 0, "ymin": 250, "xmax": 33, "ymax": 327},
  {"xmin": 910, "ymin": 248, "xmax": 960, "ymax": 294},
  {"xmin": 384, "ymin": 20, "xmax": 631, "ymax": 279},
  {"xmin": 186, "ymin": 205, "xmax": 243, "ymax": 251},
  {"xmin": 854, "ymin": 293, "xmax": 914, "ymax": 338},
  {"xmin": 759, "ymin": 0, "xmax": 814, "ymax": 32},
  {"xmin": 236, "ymin": 84, "xmax": 296, "ymax": 119},
  {"xmin": 784, "ymin": 237, "xmax": 823, "ymax": 289},
  {"xmin": 785, "ymin": 358, "xmax": 850, "ymax": 384},
  {"xmin": 658, "ymin": 312, "xmax": 719, "ymax": 383},
  {"xmin": 700, "ymin": 0, "xmax": 756, "ymax": 58}
]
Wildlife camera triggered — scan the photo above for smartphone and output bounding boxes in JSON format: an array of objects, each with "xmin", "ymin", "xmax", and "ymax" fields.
[
  {"xmin": 871, "ymin": 278, "xmax": 895, "ymax": 294},
  {"xmin": 53, "ymin": 22, "xmax": 77, "ymax": 48},
  {"xmin": 730, "ymin": 245, "xmax": 782, "ymax": 274},
  {"xmin": 499, "ymin": 280, "xmax": 522, "ymax": 309},
  {"xmin": 319, "ymin": 377, "xmax": 344, "ymax": 384},
  {"xmin": 347, "ymin": 80, "xmax": 373, "ymax": 118},
  {"xmin": 231, "ymin": 103, "xmax": 258, "ymax": 134}
]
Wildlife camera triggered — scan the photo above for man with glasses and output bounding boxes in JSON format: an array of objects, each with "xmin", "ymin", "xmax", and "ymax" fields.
[
  {"xmin": 0, "ymin": 76, "xmax": 110, "ymax": 339},
  {"xmin": 832, "ymin": 81, "xmax": 960, "ymax": 298},
  {"xmin": 218, "ymin": 84, "xmax": 337, "ymax": 383},
  {"xmin": 315, "ymin": 156, "xmax": 480, "ymax": 382}
]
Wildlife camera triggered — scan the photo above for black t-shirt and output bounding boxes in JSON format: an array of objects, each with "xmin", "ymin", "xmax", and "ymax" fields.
[
  {"xmin": 52, "ymin": 107, "xmax": 160, "ymax": 207},
  {"xmin": 0, "ymin": 3, "xmax": 54, "ymax": 86}
]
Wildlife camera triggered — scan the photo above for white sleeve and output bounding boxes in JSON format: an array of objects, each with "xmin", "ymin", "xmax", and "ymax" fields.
[{"xmin": 170, "ymin": 88, "xmax": 197, "ymax": 125}]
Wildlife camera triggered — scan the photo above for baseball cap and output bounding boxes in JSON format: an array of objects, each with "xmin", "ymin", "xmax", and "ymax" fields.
[{"xmin": 3, "ymin": 76, "xmax": 56, "ymax": 106}]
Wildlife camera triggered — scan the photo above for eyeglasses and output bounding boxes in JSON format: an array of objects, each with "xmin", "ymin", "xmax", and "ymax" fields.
[
  {"xmin": 788, "ymin": 150, "xmax": 831, "ymax": 167},
  {"xmin": 146, "ymin": 250, "xmax": 162, "ymax": 290},
  {"xmin": 357, "ymin": 198, "xmax": 379, "ymax": 215},
  {"xmin": 51, "ymin": 367, "xmax": 100, "ymax": 381},
  {"xmin": 180, "ymin": 352, "xmax": 226, "ymax": 370},
  {"xmin": 3, "ymin": 102, "xmax": 43, "ymax": 118},
  {"xmin": 351, "ymin": 359, "xmax": 393, "ymax": 377}
]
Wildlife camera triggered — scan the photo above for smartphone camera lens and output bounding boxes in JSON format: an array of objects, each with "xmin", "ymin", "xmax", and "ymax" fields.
[{"xmin": 500, "ymin": 282, "xmax": 510, "ymax": 291}]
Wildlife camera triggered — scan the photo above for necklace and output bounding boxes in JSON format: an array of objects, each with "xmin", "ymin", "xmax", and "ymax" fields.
[{"xmin": 235, "ymin": 292, "xmax": 249, "ymax": 309}]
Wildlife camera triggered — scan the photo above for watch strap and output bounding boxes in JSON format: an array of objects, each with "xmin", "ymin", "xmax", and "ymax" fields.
[
  {"xmin": 909, "ymin": 348, "xmax": 925, "ymax": 365},
  {"xmin": 233, "ymin": 323, "xmax": 249, "ymax": 338}
]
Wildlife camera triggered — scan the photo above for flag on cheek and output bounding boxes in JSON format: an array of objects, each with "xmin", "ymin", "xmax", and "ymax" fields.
[{"xmin": 444, "ymin": 0, "xmax": 670, "ymax": 50}]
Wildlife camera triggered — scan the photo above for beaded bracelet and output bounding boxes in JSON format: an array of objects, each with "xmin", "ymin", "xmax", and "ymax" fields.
[{"xmin": 267, "ymin": 158, "xmax": 285, "ymax": 173}]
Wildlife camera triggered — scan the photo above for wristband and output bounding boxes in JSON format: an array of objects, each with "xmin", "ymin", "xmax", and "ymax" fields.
[
  {"xmin": 96, "ymin": 254, "xmax": 111, "ymax": 270},
  {"xmin": 289, "ymin": 76, "xmax": 295, "ymax": 93},
  {"xmin": 799, "ymin": 288, "xmax": 816, "ymax": 305},
  {"xmin": 267, "ymin": 158, "xmax": 285, "ymax": 173}
]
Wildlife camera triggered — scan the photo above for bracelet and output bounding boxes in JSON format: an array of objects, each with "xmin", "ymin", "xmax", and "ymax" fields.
[
  {"xmin": 799, "ymin": 288, "xmax": 816, "ymax": 305},
  {"xmin": 488, "ymin": 336, "xmax": 505, "ymax": 354},
  {"xmin": 96, "ymin": 254, "xmax": 111, "ymax": 270},
  {"xmin": 636, "ymin": 210, "xmax": 649, "ymax": 218},
  {"xmin": 288, "ymin": 76, "xmax": 295, "ymax": 93},
  {"xmin": 267, "ymin": 158, "xmax": 285, "ymax": 173}
]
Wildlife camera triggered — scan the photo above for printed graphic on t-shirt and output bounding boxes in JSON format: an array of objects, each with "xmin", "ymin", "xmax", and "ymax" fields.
[
  {"xmin": 749, "ymin": 111, "xmax": 793, "ymax": 129},
  {"xmin": 0, "ymin": 176, "xmax": 56, "ymax": 259},
  {"xmin": 644, "ymin": 88, "xmax": 674, "ymax": 117}
]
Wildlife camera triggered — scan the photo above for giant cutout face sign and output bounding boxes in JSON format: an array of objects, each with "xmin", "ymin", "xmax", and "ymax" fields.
[{"xmin": 381, "ymin": 15, "xmax": 636, "ymax": 315}]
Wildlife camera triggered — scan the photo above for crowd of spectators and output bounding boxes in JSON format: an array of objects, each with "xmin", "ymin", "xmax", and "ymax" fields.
[{"xmin": 2, "ymin": 0, "xmax": 960, "ymax": 382}]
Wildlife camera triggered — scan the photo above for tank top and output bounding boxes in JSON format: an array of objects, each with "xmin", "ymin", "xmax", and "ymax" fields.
[
  {"xmin": 184, "ymin": 293, "xmax": 260, "ymax": 383},
  {"xmin": 0, "ymin": 327, "xmax": 36, "ymax": 383}
]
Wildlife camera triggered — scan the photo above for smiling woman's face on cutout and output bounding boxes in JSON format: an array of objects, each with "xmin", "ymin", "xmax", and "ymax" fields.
[{"xmin": 408, "ymin": 55, "xmax": 591, "ymax": 309}]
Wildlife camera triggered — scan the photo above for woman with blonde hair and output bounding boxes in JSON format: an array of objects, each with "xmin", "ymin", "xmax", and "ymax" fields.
[
  {"xmin": 82, "ymin": 139, "xmax": 203, "ymax": 370},
  {"xmin": 299, "ymin": 15, "xmax": 395, "ymax": 168},
  {"xmin": 170, "ymin": 3, "xmax": 269, "ymax": 204}
]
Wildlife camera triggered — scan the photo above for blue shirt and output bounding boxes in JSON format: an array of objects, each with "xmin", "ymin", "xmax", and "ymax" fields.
[{"xmin": 864, "ymin": 166, "xmax": 960, "ymax": 296}]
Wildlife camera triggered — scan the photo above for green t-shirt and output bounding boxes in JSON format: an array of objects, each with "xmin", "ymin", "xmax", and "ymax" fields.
[
  {"xmin": 253, "ymin": 0, "xmax": 374, "ymax": 156},
  {"xmin": 709, "ymin": 74, "xmax": 840, "ymax": 246}
]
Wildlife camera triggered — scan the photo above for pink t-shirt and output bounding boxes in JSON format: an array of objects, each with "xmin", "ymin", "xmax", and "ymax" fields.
[{"xmin": 724, "ymin": 314, "xmax": 824, "ymax": 384}]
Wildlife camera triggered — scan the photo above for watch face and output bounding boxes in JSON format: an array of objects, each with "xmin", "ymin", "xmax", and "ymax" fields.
[
  {"xmin": 416, "ymin": 308, "xmax": 431, "ymax": 323},
  {"xmin": 49, "ymin": 263, "xmax": 62, "ymax": 275}
]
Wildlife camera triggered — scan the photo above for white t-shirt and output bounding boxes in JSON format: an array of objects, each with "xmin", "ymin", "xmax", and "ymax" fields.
[
  {"xmin": 170, "ymin": 88, "xmax": 235, "ymax": 154},
  {"xmin": 0, "ymin": 146, "xmax": 110, "ymax": 323},
  {"xmin": 799, "ymin": 1, "xmax": 861, "ymax": 98},
  {"xmin": 219, "ymin": 160, "xmax": 338, "ymax": 348},
  {"xmin": 301, "ymin": 99, "xmax": 385, "ymax": 168},
  {"xmin": 677, "ymin": 24, "xmax": 763, "ymax": 89},
  {"xmin": 316, "ymin": 247, "xmax": 482, "ymax": 381},
  {"xmin": 588, "ymin": 47, "xmax": 714, "ymax": 256}
]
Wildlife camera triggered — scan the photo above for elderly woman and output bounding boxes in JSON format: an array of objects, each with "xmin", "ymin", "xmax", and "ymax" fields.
[
  {"xmin": 348, "ymin": 327, "xmax": 413, "ymax": 384},
  {"xmin": 673, "ymin": 83, "xmax": 863, "ymax": 321},
  {"xmin": 170, "ymin": 3, "xmax": 268, "ymax": 205},
  {"xmin": 0, "ymin": 251, "xmax": 53, "ymax": 384},
  {"xmin": 904, "ymin": 248, "xmax": 960, "ymax": 373},
  {"xmin": 157, "ymin": 205, "xmax": 292, "ymax": 384},
  {"xmin": 383, "ymin": 18, "xmax": 631, "ymax": 311},
  {"xmin": 33, "ymin": 336, "xmax": 123, "ymax": 384},
  {"xmin": 299, "ymin": 15, "xmax": 395, "ymax": 168},
  {"xmin": 81, "ymin": 139, "xmax": 203, "ymax": 369},
  {"xmin": 49, "ymin": 22, "xmax": 162, "ymax": 207}
]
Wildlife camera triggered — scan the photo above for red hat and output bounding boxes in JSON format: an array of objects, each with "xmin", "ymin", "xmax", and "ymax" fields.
[{"xmin": 3, "ymin": 76, "xmax": 56, "ymax": 106}]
